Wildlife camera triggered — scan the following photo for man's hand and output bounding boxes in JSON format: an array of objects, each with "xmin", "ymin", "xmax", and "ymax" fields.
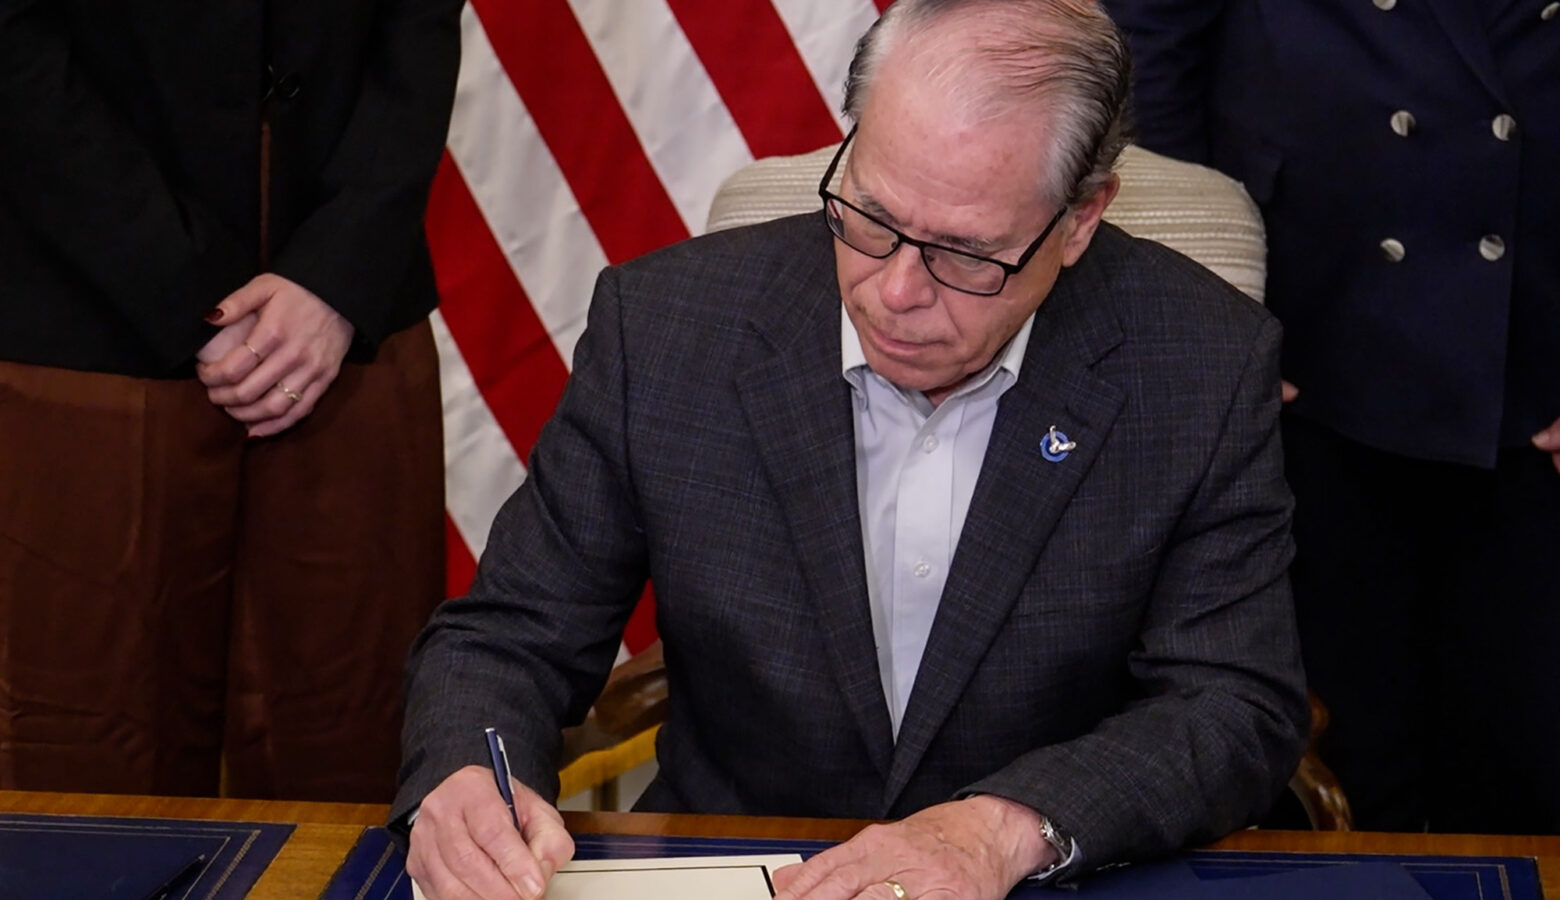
[
  {"xmin": 770, "ymin": 796, "xmax": 1053, "ymax": 900},
  {"xmin": 405, "ymin": 765, "xmax": 575, "ymax": 900},
  {"xmin": 1281, "ymin": 380, "xmax": 1299, "ymax": 403},
  {"xmin": 195, "ymin": 273, "xmax": 354, "ymax": 438},
  {"xmin": 1533, "ymin": 416, "xmax": 1560, "ymax": 475}
]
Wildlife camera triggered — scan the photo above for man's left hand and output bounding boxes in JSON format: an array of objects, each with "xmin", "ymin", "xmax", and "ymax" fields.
[
  {"xmin": 1532, "ymin": 416, "xmax": 1560, "ymax": 475},
  {"xmin": 770, "ymin": 795, "xmax": 1053, "ymax": 900},
  {"xmin": 196, "ymin": 273, "xmax": 354, "ymax": 438}
]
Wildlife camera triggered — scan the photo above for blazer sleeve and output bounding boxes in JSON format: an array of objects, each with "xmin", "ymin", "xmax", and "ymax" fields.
[
  {"xmin": 393, "ymin": 266, "xmax": 648, "ymax": 826},
  {"xmin": 1102, "ymin": 0, "xmax": 1227, "ymax": 164},
  {"xmin": 268, "ymin": 0, "xmax": 462, "ymax": 348},
  {"xmin": 963, "ymin": 315, "xmax": 1309, "ymax": 866},
  {"xmin": 0, "ymin": 0, "xmax": 246, "ymax": 369}
]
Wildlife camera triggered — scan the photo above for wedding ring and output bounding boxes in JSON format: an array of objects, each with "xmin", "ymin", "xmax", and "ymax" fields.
[
  {"xmin": 244, "ymin": 341, "xmax": 263, "ymax": 361},
  {"xmin": 883, "ymin": 880, "xmax": 907, "ymax": 900},
  {"xmin": 277, "ymin": 383, "xmax": 302, "ymax": 402}
]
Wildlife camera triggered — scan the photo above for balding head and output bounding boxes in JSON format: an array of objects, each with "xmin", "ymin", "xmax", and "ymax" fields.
[{"xmin": 842, "ymin": 0, "xmax": 1132, "ymax": 208}]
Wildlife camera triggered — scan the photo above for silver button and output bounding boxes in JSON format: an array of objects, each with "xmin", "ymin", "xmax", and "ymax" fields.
[
  {"xmin": 1479, "ymin": 235, "xmax": 1506, "ymax": 261},
  {"xmin": 913, "ymin": 561, "xmax": 931, "ymax": 578},
  {"xmin": 1373, "ymin": 0, "xmax": 1396, "ymax": 9},
  {"xmin": 1389, "ymin": 110, "xmax": 1416, "ymax": 137},
  {"xmin": 1492, "ymin": 114, "xmax": 1517, "ymax": 142},
  {"xmin": 923, "ymin": 435, "xmax": 939, "ymax": 453},
  {"xmin": 1543, "ymin": 2, "xmax": 1559, "ymax": 21},
  {"xmin": 1380, "ymin": 238, "xmax": 1406, "ymax": 262}
]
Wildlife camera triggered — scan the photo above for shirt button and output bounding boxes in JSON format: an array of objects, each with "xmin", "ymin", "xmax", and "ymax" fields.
[
  {"xmin": 1543, "ymin": 2, "xmax": 1559, "ymax": 21},
  {"xmin": 1373, "ymin": 0, "xmax": 1395, "ymax": 9},
  {"xmin": 922, "ymin": 435, "xmax": 939, "ymax": 453},
  {"xmin": 913, "ymin": 562, "xmax": 931, "ymax": 578},
  {"xmin": 1491, "ymin": 114, "xmax": 1517, "ymax": 142},
  {"xmin": 1478, "ymin": 235, "xmax": 1506, "ymax": 261},
  {"xmin": 1379, "ymin": 238, "xmax": 1406, "ymax": 262},
  {"xmin": 1389, "ymin": 110, "xmax": 1416, "ymax": 137}
]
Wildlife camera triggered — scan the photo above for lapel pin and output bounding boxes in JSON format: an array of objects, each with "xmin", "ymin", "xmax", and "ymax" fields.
[{"xmin": 1041, "ymin": 425, "xmax": 1076, "ymax": 462}]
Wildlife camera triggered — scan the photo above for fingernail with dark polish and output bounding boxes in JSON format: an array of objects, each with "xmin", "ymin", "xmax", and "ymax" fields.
[{"xmin": 204, "ymin": 307, "xmax": 225, "ymax": 323}]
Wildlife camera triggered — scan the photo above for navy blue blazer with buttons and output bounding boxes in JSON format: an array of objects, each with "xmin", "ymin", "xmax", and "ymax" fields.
[
  {"xmin": 1103, "ymin": 0, "xmax": 1560, "ymax": 466},
  {"xmin": 396, "ymin": 212, "xmax": 1310, "ymax": 868},
  {"xmin": 0, "ymin": 0, "xmax": 461, "ymax": 377}
]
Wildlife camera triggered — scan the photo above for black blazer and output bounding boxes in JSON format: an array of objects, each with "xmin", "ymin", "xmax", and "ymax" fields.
[
  {"xmin": 1104, "ymin": 0, "xmax": 1560, "ymax": 465},
  {"xmin": 396, "ymin": 214, "xmax": 1309, "ymax": 868},
  {"xmin": 0, "ymin": 0, "xmax": 461, "ymax": 376}
]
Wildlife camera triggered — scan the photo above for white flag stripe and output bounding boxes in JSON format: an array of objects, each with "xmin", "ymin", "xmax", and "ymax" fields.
[
  {"xmin": 435, "ymin": 2, "xmax": 886, "ymax": 598},
  {"xmin": 432, "ymin": 310, "xmax": 528, "ymax": 560},
  {"xmin": 567, "ymin": 0, "xmax": 755, "ymax": 236},
  {"xmin": 447, "ymin": 4, "xmax": 600, "ymax": 370},
  {"xmin": 770, "ymin": 0, "xmax": 879, "ymax": 131}
]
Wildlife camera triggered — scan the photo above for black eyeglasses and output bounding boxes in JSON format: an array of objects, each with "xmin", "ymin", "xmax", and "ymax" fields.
[{"xmin": 818, "ymin": 126, "xmax": 1068, "ymax": 296}]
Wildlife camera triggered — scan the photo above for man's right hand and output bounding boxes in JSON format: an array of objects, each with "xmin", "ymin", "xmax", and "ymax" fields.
[{"xmin": 406, "ymin": 765, "xmax": 575, "ymax": 900}]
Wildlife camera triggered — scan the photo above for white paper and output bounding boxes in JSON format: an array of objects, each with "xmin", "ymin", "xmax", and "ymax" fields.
[{"xmin": 411, "ymin": 853, "xmax": 803, "ymax": 900}]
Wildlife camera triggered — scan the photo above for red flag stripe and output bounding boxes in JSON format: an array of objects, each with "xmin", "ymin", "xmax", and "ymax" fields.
[
  {"xmin": 444, "ymin": 512, "xmax": 480, "ymax": 599},
  {"xmin": 667, "ymin": 0, "xmax": 846, "ymax": 159},
  {"xmin": 469, "ymin": 0, "xmax": 691, "ymax": 264},
  {"xmin": 427, "ymin": 153, "xmax": 570, "ymax": 462},
  {"xmin": 623, "ymin": 586, "xmax": 659, "ymax": 656}
]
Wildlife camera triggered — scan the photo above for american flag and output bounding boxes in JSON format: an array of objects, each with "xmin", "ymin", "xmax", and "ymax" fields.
[{"xmin": 427, "ymin": 1, "xmax": 891, "ymax": 654}]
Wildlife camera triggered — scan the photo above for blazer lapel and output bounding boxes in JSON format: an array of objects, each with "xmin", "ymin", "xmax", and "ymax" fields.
[
  {"xmin": 883, "ymin": 252, "xmax": 1127, "ymax": 807},
  {"xmin": 735, "ymin": 221, "xmax": 895, "ymax": 779},
  {"xmin": 1423, "ymin": 0, "xmax": 1509, "ymax": 106}
]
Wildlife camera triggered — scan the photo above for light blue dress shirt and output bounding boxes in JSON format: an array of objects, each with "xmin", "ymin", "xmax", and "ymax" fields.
[
  {"xmin": 840, "ymin": 308, "xmax": 1034, "ymax": 737},
  {"xmin": 841, "ymin": 309, "xmax": 1081, "ymax": 881}
]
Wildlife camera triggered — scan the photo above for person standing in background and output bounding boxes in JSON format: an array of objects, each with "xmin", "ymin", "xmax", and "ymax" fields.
[
  {"xmin": 1103, "ymin": 0, "xmax": 1560, "ymax": 832},
  {"xmin": 0, "ymin": 0, "xmax": 461, "ymax": 802}
]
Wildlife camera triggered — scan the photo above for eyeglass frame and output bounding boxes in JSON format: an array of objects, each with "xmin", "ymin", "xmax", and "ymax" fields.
[{"xmin": 817, "ymin": 125, "xmax": 1069, "ymax": 297}]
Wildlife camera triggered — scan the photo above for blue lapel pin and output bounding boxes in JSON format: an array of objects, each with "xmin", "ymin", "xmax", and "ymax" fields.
[{"xmin": 1040, "ymin": 425, "xmax": 1076, "ymax": 462}]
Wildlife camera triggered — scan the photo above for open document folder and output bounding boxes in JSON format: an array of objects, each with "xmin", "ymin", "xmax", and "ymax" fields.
[{"xmin": 412, "ymin": 853, "xmax": 804, "ymax": 900}]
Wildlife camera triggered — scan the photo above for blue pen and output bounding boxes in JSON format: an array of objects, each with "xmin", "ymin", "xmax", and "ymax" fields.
[{"xmin": 485, "ymin": 726, "xmax": 522, "ymax": 830}]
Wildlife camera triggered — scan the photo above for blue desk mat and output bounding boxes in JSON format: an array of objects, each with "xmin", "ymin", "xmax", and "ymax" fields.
[
  {"xmin": 324, "ymin": 827, "xmax": 1544, "ymax": 900},
  {"xmin": 0, "ymin": 812, "xmax": 293, "ymax": 900}
]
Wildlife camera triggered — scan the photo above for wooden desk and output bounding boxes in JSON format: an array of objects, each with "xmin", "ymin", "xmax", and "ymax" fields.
[{"xmin": 4, "ymin": 791, "xmax": 1558, "ymax": 898}]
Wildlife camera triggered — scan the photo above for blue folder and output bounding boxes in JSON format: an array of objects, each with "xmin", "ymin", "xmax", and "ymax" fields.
[
  {"xmin": 0, "ymin": 813, "xmax": 292, "ymax": 900},
  {"xmin": 323, "ymin": 827, "xmax": 1543, "ymax": 900}
]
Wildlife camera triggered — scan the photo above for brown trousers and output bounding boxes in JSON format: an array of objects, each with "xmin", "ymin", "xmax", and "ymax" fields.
[{"xmin": 0, "ymin": 320, "xmax": 444, "ymax": 802}]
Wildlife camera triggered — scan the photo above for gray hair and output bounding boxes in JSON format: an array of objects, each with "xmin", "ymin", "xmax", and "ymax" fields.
[{"xmin": 842, "ymin": 0, "xmax": 1133, "ymax": 207}]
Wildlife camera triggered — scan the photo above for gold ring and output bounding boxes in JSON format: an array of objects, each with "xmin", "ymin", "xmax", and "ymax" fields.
[
  {"xmin": 884, "ymin": 880, "xmax": 907, "ymax": 900},
  {"xmin": 277, "ymin": 383, "xmax": 302, "ymax": 402},
  {"xmin": 244, "ymin": 341, "xmax": 263, "ymax": 361}
]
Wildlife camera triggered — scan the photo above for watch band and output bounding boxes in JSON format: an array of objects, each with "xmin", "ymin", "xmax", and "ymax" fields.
[{"xmin": 1037, "ymin": 815, "xmax": 1075, "ymax": 873}]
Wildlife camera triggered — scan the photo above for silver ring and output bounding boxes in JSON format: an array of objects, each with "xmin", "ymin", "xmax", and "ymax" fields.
[
  {"xmin": 276, "ymin": 383, "xmax": 302, "ymax": 403},
  {"xmin": 244, "ymin": 341, "xmax": 263, "ymax": 361},
  {"xmin": 884, "ymin": 880, "xmax": 907, "ymax": 900}
]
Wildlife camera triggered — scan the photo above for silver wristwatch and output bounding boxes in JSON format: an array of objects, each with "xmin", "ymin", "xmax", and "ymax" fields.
[{"xmin": 1036, "ymin": 815, "xmax": 1075, "ymax": 873}]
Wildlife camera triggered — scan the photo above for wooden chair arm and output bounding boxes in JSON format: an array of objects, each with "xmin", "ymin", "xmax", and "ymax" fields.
[
  {"xmin": 1289, "ymin": 691, "xmax": 1354, "ymax": 830},
  {"xmin": 560, "ymin": 642, "xmax": 668, "ymax": 767}
]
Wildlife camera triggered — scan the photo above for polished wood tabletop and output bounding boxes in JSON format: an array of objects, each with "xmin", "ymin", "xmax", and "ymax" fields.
[{"xmin": 3, "ymin": 790, "xmax": 1558, "ymax": 898}]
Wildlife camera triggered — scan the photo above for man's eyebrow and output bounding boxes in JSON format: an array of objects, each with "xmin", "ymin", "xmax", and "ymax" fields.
[{"xmin": 855, "ymin": 190, "xmax": 1003, "ymax": 256}]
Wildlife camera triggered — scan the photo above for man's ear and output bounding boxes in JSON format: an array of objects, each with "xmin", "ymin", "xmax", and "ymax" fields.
[{"xmin": 1058, "ymin": 172, "xmax": 1120, "ymax": 268}]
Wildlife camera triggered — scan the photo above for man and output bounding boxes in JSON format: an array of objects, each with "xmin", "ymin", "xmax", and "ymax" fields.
[
  {"xmin": 396, "ymin": 1, "xmax": 1308, "ymax": 897},
  {"xmin": 1103, "ymin": 0, "xmax": 1560, "ymax": 832},
  {"xmin": 0, "ymin": 0, "xmax": 457, "ymax": 801}
]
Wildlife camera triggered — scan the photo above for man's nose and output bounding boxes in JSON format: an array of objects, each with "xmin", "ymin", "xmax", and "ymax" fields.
[{"xmin": 877, "ymin": 243, "xmax": 936, "ymax": 312}]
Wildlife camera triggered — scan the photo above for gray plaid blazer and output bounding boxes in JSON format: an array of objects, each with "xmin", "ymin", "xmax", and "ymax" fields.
[{"xmin": 396, "ymin": 212, "xmax": 1309, "ymax": 868}]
